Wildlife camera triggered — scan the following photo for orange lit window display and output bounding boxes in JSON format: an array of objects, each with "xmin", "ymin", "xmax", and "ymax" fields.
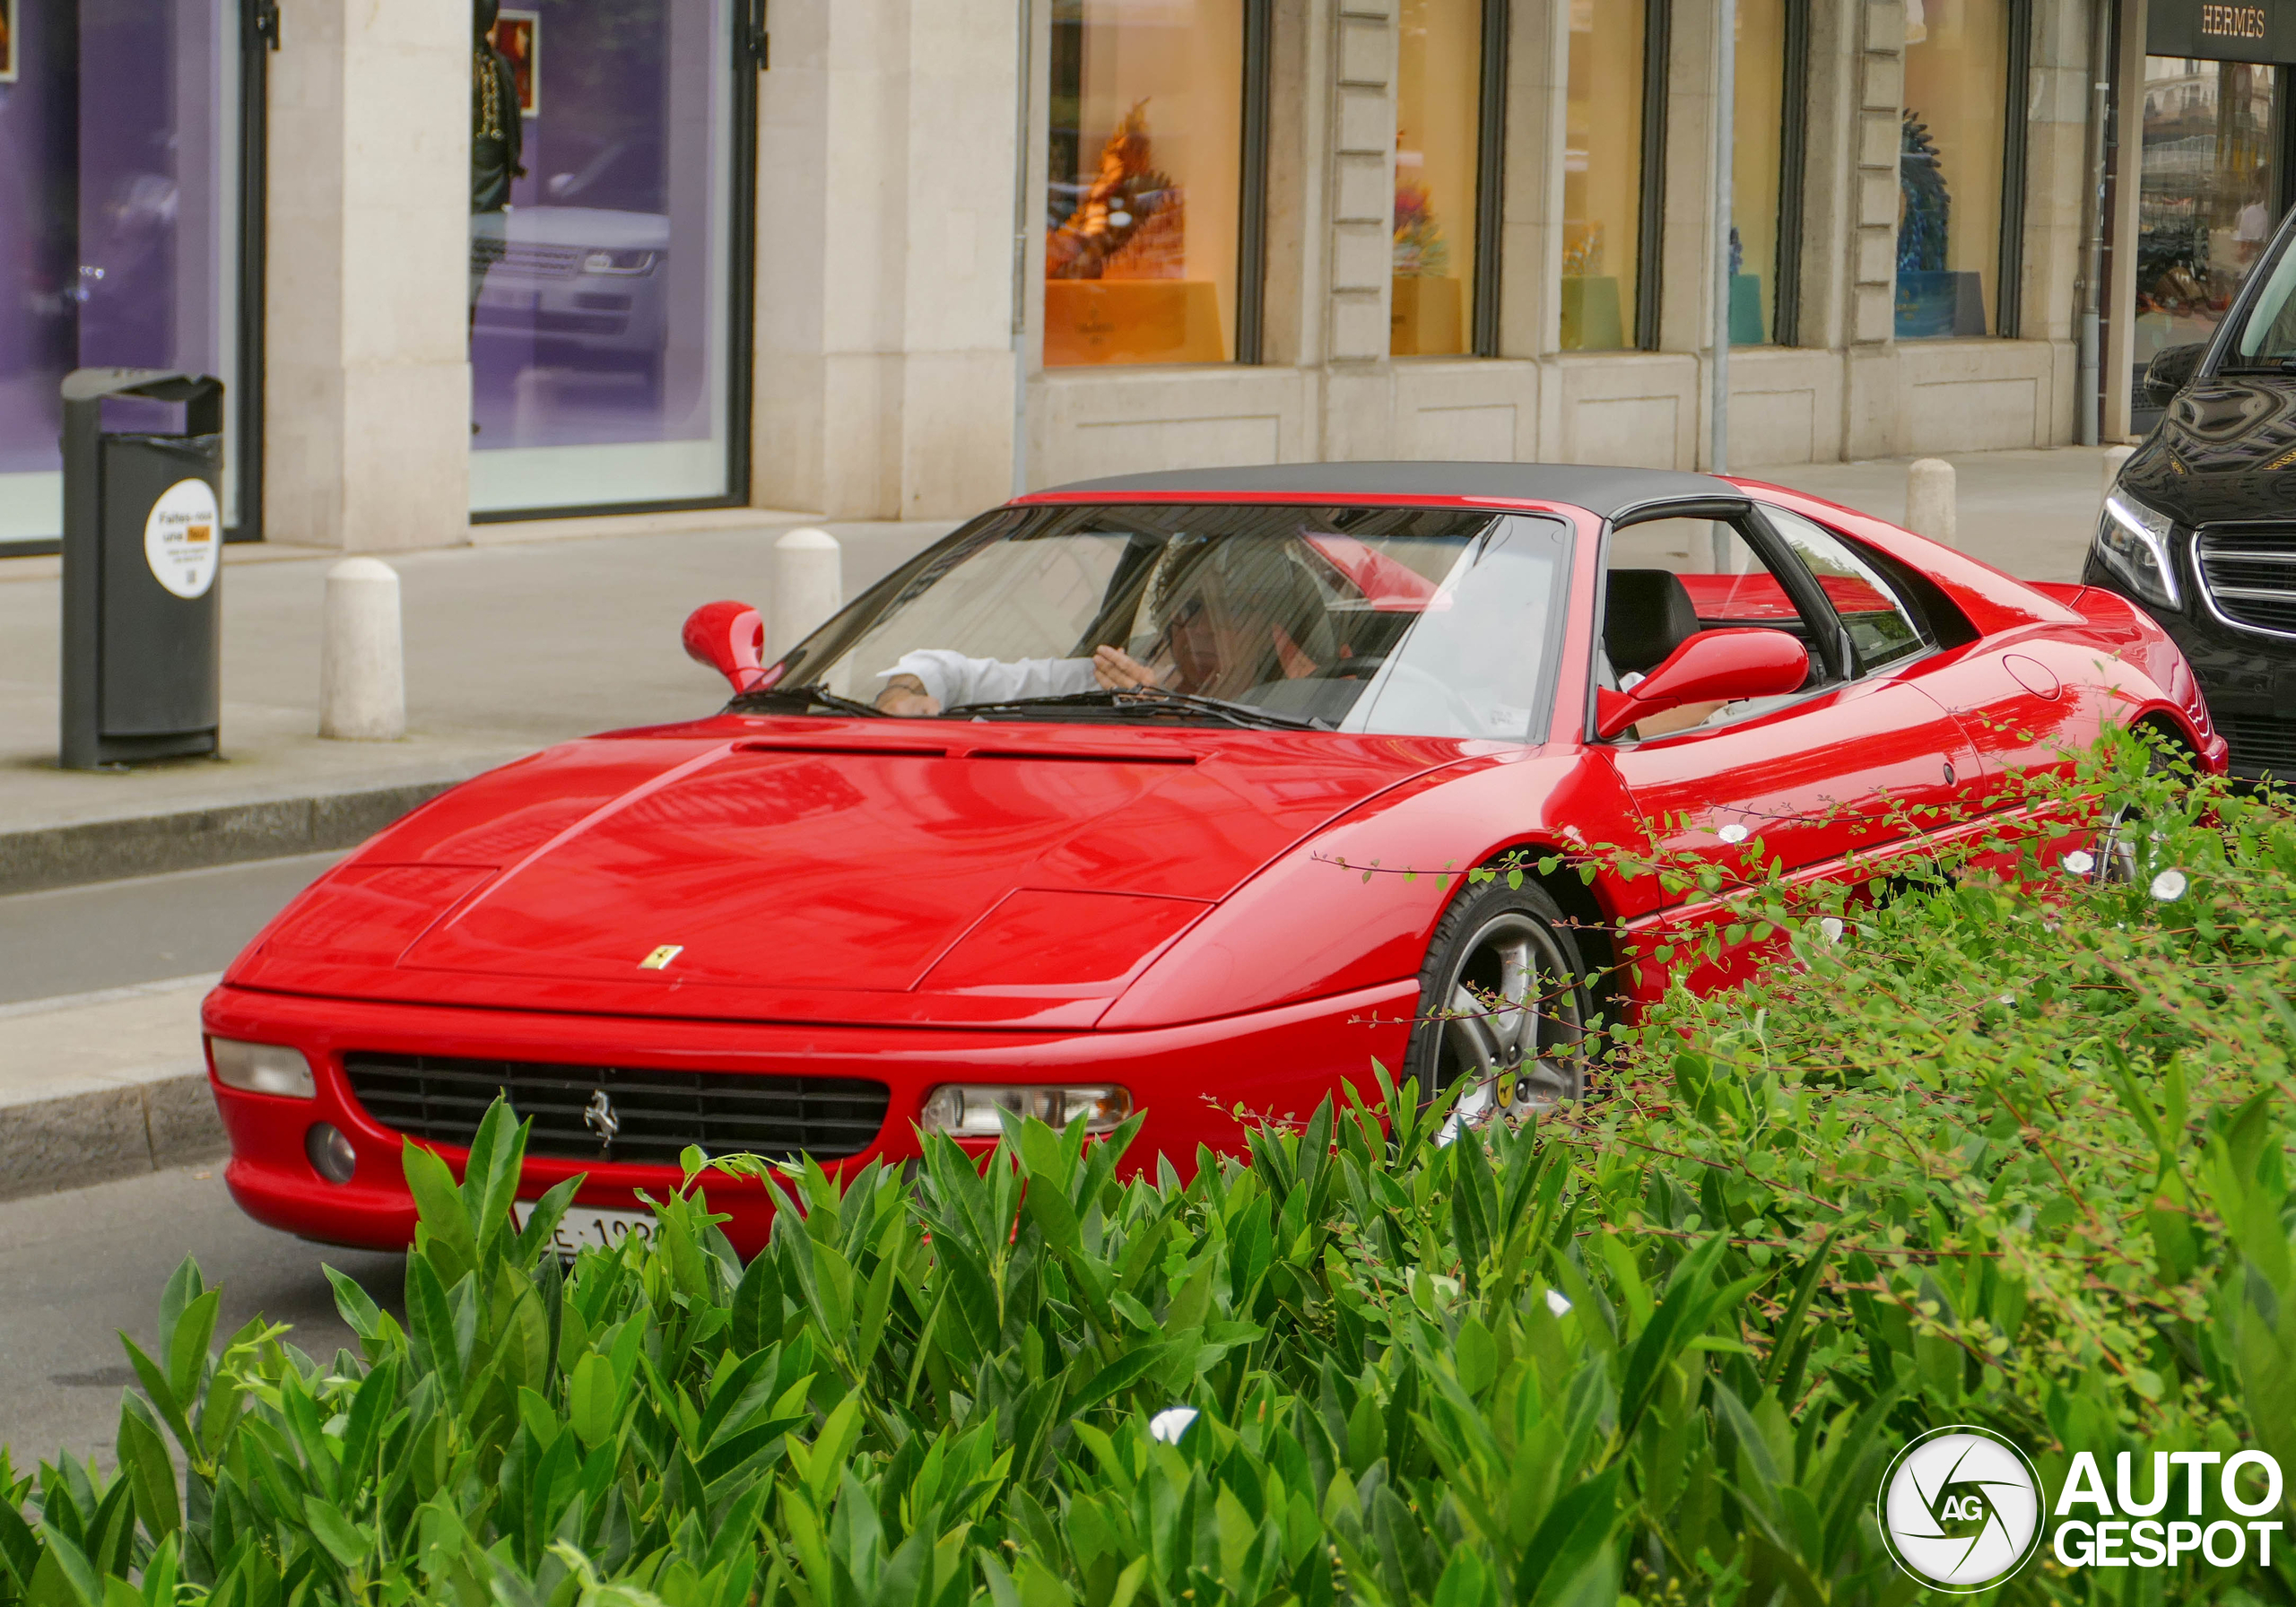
[
  {"xmin": 1561, "ymin": 0, "xmax": 1648, "ymax": 351},
  {"xmin": 1044, "ymin": 0, "xmax": 1244, "ymax": 368},
  {"xmin": 1392, "ymin": 0, "xmax": 1483, "ymax": 356}
]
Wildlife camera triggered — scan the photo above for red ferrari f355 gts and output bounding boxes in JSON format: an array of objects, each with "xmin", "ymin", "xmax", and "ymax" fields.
[{"xmin": 204, "ymin": 464, "xmax": 2223, "ymax": 1254}]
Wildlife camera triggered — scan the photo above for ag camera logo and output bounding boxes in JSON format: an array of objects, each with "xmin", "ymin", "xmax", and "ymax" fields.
[{"xmin": 1877, "ymin": 1426, "xmax": 2045, "ymax": 1592}]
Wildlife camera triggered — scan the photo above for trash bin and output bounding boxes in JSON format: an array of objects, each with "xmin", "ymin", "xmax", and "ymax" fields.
[{"xmin": 58, "ymin": 369, "xmax": 227, "ymax": 770}]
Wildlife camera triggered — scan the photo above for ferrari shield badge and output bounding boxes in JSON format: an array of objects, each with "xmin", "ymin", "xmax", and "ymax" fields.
[{"xmin": 639, "ymin": 944, "xmax": 683, "ymax": 969}]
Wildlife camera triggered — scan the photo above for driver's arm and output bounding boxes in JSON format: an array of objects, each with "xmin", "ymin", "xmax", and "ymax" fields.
[{"xmin": 874, "ymin": 649, "xmax": 1100, "ymax": 714}]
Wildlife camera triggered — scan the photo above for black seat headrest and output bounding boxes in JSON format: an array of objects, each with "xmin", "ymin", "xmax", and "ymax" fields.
[{"xmin": 1605, "ymin": 569, "xmax": 1701, "ymax": 675}]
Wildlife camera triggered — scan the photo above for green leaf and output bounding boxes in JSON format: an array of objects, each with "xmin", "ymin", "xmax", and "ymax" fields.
[
  {"xmin": 568, "ymin": 1353, "xmax": 620, "ymax": 1450},
  {"xmin": 300, "ymin": 1496, "xmax": 367, "ymax": 1569},
  {"xmin": 115, "ymin": 1398, "xmax": 179, "ymax": 1540}
]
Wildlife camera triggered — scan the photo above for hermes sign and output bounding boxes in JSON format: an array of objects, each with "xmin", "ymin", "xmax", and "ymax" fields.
[{"xmin": 2150, "ymin": 0, "xmax": 2296, "ymax": 61}]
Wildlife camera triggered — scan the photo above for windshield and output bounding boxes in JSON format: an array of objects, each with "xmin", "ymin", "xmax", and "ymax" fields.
[
  {"xmin": 754, "ymin": 504, "xmax": 1572, "ymax": 740},
  {"xmin": 2231, "ymin": 222, "xmax": 2296, "ymax": 359}
]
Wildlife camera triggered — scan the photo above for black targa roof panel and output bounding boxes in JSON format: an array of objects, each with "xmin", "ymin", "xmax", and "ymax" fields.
[{"xmin": 1034, "ymin": 461, "xmax": 1736, "ymax": 520}]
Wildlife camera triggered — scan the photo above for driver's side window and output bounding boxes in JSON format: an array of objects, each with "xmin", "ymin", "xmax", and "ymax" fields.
[{"xmin": 1600, "ymin": 515, "xmax": 1834, "ymax": 743}]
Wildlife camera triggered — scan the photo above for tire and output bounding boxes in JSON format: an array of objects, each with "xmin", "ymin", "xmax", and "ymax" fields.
[{"xmin": 1402, "ymin": 878, "xmax": 1596, "ymax": 1119}]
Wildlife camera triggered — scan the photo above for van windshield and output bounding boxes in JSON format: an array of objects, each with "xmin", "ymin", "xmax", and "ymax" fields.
[
  {"xmin": 2231, "ymin": 229, "xmax": 2296, "ymax": 360},
  {"xmin": 747, "ymin": 504, "xmax": 1572, "ymax": 742}
]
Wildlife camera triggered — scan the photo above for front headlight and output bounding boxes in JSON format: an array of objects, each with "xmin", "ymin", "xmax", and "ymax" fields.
[
  {"xmin": 2094, "ymin": 492, "xmax": 2181, "ymax": 608},
  {"xmin": 918, "ymin": 1084, "xmax": 1133, "ymax": 1138},
  {"xmin": 581, "ymin": 248, "xmax": 657, "ymax": 275},
  {"xmin": 208, "ymin": 1038, "xmax": 317, "ymax": 1099}
]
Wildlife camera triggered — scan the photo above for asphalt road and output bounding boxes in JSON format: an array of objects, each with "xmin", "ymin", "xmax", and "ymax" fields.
[
  {"xmin": 0, "ymin": 852, "xmax": 342, "ymax": 1003},
  {"xmin": 0, "ymin": 1162, "xmax": 402, "ymax": 1469}
]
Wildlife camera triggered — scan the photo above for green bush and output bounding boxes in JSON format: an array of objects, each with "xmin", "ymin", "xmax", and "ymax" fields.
[{"xmin": 4, "ymin": 733, "xmax": 2294, "ymax": 1607}]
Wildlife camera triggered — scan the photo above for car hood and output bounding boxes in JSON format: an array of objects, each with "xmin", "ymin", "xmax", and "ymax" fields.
[
  {"xmin": 231, "ymin": 718, "xmax": 1479, "ymax": 1027},
  {"xmin": 2123, "ymin": 374, "xmax": 2296, "ymax": 526}
]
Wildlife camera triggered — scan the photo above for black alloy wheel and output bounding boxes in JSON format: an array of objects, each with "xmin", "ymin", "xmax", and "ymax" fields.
[{"xmin": 1403, "ymin": 879, "xmax": 1596, "ymax": 1122}]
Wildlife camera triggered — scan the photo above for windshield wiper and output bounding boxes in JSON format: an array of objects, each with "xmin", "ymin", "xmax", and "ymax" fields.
[
  {"xmin": 944, "ymin": 686, "xmax": 1331, "ymax": 732},
  {"xmin": 729, "ymin": 682, "xmax": 888, "ymax": 718}
]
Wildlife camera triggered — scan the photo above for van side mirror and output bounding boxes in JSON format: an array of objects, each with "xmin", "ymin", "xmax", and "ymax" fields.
[
  {"xmin": 1594, "ymin": 629, "xmax": 1810, "ymax": 741},
  {"xmin": 2144, "ymin": 343, "xmax": 2207, "ymax": 407},
  {"xmin": 682, "ymin": 601, "xmax": 772, "ymax": 694}
]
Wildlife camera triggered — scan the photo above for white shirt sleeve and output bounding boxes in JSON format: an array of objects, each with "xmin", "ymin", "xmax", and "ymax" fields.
[{"xmin": 878, "ymin": 649, "xmax": 1099, "ymax": 708}]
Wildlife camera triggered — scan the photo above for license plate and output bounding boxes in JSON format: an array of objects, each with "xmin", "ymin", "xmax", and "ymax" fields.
[{"xmin": 516, "ymin": 1201, "xmax": 657, "ymax": 1255}]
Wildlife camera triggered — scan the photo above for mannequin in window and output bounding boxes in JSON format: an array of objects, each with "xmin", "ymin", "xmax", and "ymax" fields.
[{"xmin": 469, "ymin": 0, "xmax": 524, "ymax": 334}]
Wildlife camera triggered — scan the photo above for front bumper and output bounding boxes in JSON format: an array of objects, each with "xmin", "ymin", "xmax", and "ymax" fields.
[
  {"xmin": 2086, "ymin": 554, "xmax": 2296, "ymax": 778},
  {"xmin": 201, "ymin": 979, "xmax": 1413, "ymax": 1256}
]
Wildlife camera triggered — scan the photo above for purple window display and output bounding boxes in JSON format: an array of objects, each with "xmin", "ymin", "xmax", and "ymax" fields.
[
  {"xmin": 469, "ymin": 0, "xmax": 735, "ymax": 514},
  {"xmin": 0, "ymin": 0, "xmax": 239, "ymax": 545}
]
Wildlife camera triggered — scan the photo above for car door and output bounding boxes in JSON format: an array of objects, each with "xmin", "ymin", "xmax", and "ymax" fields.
[{"xmin": 1592, "ymin": 500, "xmax": 1980, "ymax": 977}]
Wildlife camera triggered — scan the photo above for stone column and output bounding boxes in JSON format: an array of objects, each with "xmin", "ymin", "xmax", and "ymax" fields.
[
  {"xmin": 753, "ymin": 0, "xmax": 1018, "ymax": 519},
  {"xmin": 1840, "ymin": 0, "xmax": 1905, "ymax": 459},
  {"xmin": 265, "ymin": 0, "xmax": 471, "ymax": 551},
  {"xmin": 1321, "ymin": 0, "xmax": 1398, "ymax": 460}
]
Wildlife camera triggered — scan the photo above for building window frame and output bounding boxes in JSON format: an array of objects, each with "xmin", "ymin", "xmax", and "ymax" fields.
[
  {"xmin": 1770, "ymin": 0, "xmax": 1810, "ymax": 345},
  {"xmin": 1632, "ymin": 0, "xmax": 1670, "ymax": 351},
  {"xmin": 0, "ymin": 0, "xmax": 271, "ymax": 561},
  {"xmin": 1995, "ymin": 0, "xmax": 2032, "ymax": 337},
  {"xmin": 1236, "ymin": 0, "xmax": 1274, "ymax": 363},
  {"xmin": 1467, "ymin": 0, "xmax": 1509, "ymax": 356},
  {"xmin": 468, "ymin": 3, "xmax": 761, "ymax": 526}
]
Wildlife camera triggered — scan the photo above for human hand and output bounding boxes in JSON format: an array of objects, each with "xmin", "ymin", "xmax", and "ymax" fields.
[
  {"xmin": 1091, "ymin": 646, "xmax": 1163, "ymax": 691},
  {"xmin": 875, "ymin": 674, "xmax": 942, "ymax": 716}
]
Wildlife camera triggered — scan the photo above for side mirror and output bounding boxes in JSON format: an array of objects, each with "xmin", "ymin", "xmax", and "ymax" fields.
[
  {"xmin": 2144, "ymin": 343, "xmax": 2207, "ymax": 407},
  {"xmin": 682, "ymin": 601, "xmax": 774, "ymax": 695},
  {"xmin": 1594, "ymin": 629, "xmax": 1810, "ymax": 741}
]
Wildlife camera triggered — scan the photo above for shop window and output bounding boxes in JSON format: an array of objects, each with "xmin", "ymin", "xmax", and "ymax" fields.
[
  {"xmin": 0, "ymin": 0, "xmax": 256, "ymax": 552},
  {"xmin": 1044, "ymin": 0, "xmax": 1259, "ymax": 368},
  {"xmin": 1561, "ymin": 0, "xmax": 1659, "ymax": 352},
  {"xmin": 469, "ymin": 0, "xmax": 751, "ymax": 517},
  {"xmin": 1730, "ymin": 0, "xmax": 1807, "ymax": 346},
  {"xmin": 1896, "ymin": 0, "xmax": 2021, "ymax": 340},
  {"xmin": 2132, "ymin": 56, "xmax": 2281, "ymax": 403},
  {"xmin": 1391, "ymin": 0, "xmax": 1496, "ymax": 357}
]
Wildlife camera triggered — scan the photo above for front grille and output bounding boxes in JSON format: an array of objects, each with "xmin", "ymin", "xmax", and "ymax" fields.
[
  {"xmin": 2218, "ymin": 716, "xmax": 2296, "ymax": 777},
  {"xmin": 342, "ymin": 1053, "xmax": 890, "ymax": 1166},
  {"xmin": 470, "ymin": 239, "xmax": 588, "ymax": 279},
  {"xmin": 2196, "ymin": 526, "xmax": 2296, "ymax": 635}
]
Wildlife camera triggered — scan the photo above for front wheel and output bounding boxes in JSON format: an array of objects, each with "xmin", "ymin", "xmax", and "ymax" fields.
[{"xmin": 1402, "ymin": 880, "xmax": 1596, "ymax": 1120}]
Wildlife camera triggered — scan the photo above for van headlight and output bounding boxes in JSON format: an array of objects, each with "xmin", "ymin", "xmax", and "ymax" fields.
[{"xmin": 2093, "ymin": 492, "xmax": 2181, "ymax": 608}]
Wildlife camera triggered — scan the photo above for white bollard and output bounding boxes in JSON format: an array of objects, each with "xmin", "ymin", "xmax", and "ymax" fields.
[
  {"xmin": 320, "ymin": 558, "xmax": 405, "ymax": 741},
  {"xmin": 771, "ymin": 527, "xmax": 843, "ymax": 658},
  {"xmin": 2101, "ymin": 444, "xmax": 2136, "ymax": 508},
  {"xmin": 1906, "ymin": 457, "xmax": 1957, "ymax": 549}
]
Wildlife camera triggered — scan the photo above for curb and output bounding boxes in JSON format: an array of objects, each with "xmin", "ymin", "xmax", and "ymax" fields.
[
  {"xmin": 0, "ymin": 1070, "xmax": 227, "ymax": 1203},
  {"xmin": 0, "ymin": 778, "xmax": 465, "ymax": 897},
  {"xmin": 0, "ymin": 976, "xmax": 228, "ymax": 1202}
]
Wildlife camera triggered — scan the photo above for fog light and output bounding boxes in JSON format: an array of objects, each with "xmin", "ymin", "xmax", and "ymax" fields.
[
  {"xmin": 918, "ymin": 1084, "xmax": 1132, "ymax": 1137},
  {"xmin": 209, "ymin": 1038, "xmax": 316, "ymax": 1099},
  {"xmin": 305, "ymin": 1123, "xmax": 357, "ymax": 1185}
]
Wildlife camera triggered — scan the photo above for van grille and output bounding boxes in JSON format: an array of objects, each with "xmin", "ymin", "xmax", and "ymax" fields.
[
  {"xmin": 342, "ymin": 1053, "xmax": 890, "ymax": 1166},
  {"xmin": 2218, "ymin": 716, "xmax": 2296, "ymax": 778},
  {"xmin": 470, "ymin": 239, "xmax": 588, "ymax": 279},
  {"xmin": 2196, "ymin": 526, "xmax": 2296, "ymax": 635}
]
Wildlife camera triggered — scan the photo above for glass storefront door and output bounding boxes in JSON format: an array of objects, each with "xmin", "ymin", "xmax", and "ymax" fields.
[
  {"xmin": 468, "ymin": 0, "xmax": 744, "ymax": 517},
  {"xmin": 2131, "ymin": 55, "xmax": 2283, "ymax": 428},
  {"xmin": 0, "ymin": 0, "xmax": 246, "ymax": 552}
]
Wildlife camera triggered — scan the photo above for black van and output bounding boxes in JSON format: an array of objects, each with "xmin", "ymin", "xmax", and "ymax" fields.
[{"xmin": 2095, "ymin": 209, "xmax": 2296, "ymax": 780}]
